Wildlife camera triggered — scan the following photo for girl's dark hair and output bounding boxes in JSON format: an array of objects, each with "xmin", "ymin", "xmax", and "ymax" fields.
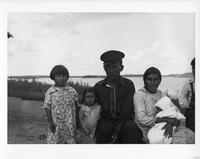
[
  {"xmin": 81, "ymin": 87, "xmax": 96, "ymax": 104},
  {"xmin": 50, "ymin": 65, "xmax": 69, "ymax": 80},
  {"xmin": 143, "ymin": 67, "xmax": 162, "ymax": 82}
]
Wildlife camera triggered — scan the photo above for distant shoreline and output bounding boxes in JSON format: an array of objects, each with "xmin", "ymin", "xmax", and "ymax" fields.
[{"xmin": 8, "ymin": 72, "xmax": 192, "ymax": 79}]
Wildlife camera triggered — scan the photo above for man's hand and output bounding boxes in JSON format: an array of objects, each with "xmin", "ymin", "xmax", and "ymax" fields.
[
  {"xmin": 50, "ymin": 123, "xmax": 56, "ymax": 133},
  {"xmin": 110, "ymin": 130, "xmax": 120, "ymax": 144},
  {"xmin": 109, "ymin": 122, "xmax": 123, "ymax": 143}
]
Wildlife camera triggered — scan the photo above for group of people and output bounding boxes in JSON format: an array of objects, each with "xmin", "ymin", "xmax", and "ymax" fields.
[{"xmin": 42, "ymin": 50, "xmax": 195, "ymax": 144}]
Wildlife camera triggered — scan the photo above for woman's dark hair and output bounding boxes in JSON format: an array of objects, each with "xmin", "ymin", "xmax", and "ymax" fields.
[
  {"xmin": 143, "ymin": 67, "xmax": 162, "ymax": 82},
  {"xmin": 50, "ymin": 65, "xmax": 69, "ymax": 80},
  {"xmin": 81, "ymin": 87, "xmax": 96, "ymax": 104}
]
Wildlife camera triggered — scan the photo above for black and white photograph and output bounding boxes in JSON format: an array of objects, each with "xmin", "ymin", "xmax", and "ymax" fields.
[
  {"xmin": 7, "ymin": 12, "xmax": 195, "ymax": 144},
  {"xmin": 1, "ymin": 0, "xmax": 200, "ymax": 159}
]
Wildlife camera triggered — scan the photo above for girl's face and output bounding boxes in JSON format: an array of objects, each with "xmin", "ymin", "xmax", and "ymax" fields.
[
  {"xmin": 144, "ymin": 74, "xmax": 161, "ymax": 93},
  {"xmin": 54, "ymin": 74, "xmax": 68, "ymax": 87},
  {"xmin": 84, "ymin": 92, "xmax": 95, "ymax": 106}
]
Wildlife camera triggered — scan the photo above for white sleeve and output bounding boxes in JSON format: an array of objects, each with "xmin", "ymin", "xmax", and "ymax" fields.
[
  {"xmin": 134, "ymin": 92, "xmax": 155, "ymax": 127},
  {"xmin": 179, "ymin": 81, "xmax": 191, "ymax": 109}
]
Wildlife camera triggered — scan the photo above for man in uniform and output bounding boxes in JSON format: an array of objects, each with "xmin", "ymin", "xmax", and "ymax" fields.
[
  {"xmin": 179, "ymin": 58, "xmax": 195, "ymax": 132},
  {"xmin": 94, "ymin": 50, "xmax": 141, "ymax": 143}
]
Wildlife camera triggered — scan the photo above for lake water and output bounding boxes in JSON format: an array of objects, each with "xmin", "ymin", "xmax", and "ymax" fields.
[{"xmin": 35, "ymin": 76, "xmax": 189, "ymax": 96}]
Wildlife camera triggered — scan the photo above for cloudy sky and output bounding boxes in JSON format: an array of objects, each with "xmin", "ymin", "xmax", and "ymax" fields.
[{"xmin": 8, "ymin": 13, "xmax": 194, "ymax": 76}]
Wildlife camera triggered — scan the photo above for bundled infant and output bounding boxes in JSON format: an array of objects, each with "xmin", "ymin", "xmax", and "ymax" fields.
[{"xmin": 148, "ymin": 96, "xmax": 186, "ymax": 144}]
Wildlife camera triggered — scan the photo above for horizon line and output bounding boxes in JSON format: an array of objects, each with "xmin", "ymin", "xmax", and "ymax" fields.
[{"xmin": 8, "ymin": 72, "xmax": 192, "ymax": 78}]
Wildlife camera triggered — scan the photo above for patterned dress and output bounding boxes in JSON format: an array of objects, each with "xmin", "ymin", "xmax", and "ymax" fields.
[{"xmin": 43, "ymin": 85, "xmax": 78, "ymax": 144}]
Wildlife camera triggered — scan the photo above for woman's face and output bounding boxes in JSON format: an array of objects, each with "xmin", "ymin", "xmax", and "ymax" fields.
[
  {"xmin": 84, "ymin": 92, "xmax": 95, "ymax": 106},
  {"xmin": 144, "ymin": 74, "xmax": 161, "ymax": 93},
  {"xmin": 54, "ymin": 74, "xmax": 68, "ymax": 87}
]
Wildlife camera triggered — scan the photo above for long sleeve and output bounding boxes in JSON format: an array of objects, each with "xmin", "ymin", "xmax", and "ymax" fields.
[
  {"xmin": 43, "ymin": 88, "xmax": 52, "ymax": 109},
  {"xmin": 134, "ymin": 92, "xmax": 155, "ymax": 127},
  {"xmin": 179, "ymin": 81, "xmax": 192, "ymax": 109},
  {"xmin": 79, "ymin": 108, "xmax": 89, "ymax": 133}
]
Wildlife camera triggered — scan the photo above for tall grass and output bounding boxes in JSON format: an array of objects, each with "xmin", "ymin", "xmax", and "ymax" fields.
[{"xmin": 8, "ymin": 79, "xmax": 89, "ymax": 101}]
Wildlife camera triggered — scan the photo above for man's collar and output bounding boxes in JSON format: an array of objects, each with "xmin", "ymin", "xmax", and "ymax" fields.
[{"xmin": 103, "ymin": 76, "xmax": 125, "ymax": 87}]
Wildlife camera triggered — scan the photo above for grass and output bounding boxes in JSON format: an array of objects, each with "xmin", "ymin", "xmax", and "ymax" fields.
[
  {"xmin": 7, "ymin": 79, "xmax": 90, "ymax": 143},
  {"xmin": 8, "ymin": 79, "xmax": 89, "ymax": 101},
  {"xmin": 8, "ymin": 79, "xmax": 90, "ymax": 131}
]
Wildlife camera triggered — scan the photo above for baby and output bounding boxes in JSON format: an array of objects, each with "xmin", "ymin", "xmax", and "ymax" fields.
[{"xmin": 148, "ymin": 96, "xmax": 185, "ymax": 144}]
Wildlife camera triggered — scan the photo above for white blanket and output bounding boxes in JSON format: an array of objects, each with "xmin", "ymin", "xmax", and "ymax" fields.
[{"xmin": 148, "ymin": 96, "xmax": 185, "ymax": 144}]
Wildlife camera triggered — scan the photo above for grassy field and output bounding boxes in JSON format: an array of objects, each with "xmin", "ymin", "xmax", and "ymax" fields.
[
  {"xmin": 7, "ymin": 80, "xmax": 90, "ymax": 144},
  {"xmin": 8, "ymin": 79, "xmax": 89, "ymax": 101},
  {"xmin": 8, "ymin": 97, "xmax": 48, "ymax": 144}
]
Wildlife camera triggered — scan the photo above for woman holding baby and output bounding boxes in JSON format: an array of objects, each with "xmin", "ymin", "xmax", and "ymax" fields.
[{"xmin": 134, "ymin": 67, "xmax": 194, "ymax": 144}]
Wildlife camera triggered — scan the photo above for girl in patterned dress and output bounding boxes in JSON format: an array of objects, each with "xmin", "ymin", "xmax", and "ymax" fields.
[
  {"xmin": 43, "ymin": 65, "xmax": 79, "ymax": 144},
  {"xmin": 77, "ymin": 87, "xmax": 101, "ymax": 143}
]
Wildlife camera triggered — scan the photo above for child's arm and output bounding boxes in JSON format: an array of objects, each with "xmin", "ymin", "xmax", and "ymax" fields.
[
  {"xmin": 79, "ymin": 108, "xmax": 85, "ymax": 121},
  {"xmin": 43, "ymin": 88, "xmax": 56, "ymax": 133},
  {"xmin": 45, "ymin": 108, "xmax": 56, "ymax": 133},
  {"xmin": 75, "ymin": 101, "xmax": 81, "ymax": 129},
  {"xmin": 79, "ymin": 108, "xmax": 89, "ymax": 135}
]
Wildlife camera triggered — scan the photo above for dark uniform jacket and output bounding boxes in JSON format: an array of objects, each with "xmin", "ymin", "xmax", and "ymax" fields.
[{"xmin": 94, "ymin": 76, "xmax": 135, "ymax": 121}]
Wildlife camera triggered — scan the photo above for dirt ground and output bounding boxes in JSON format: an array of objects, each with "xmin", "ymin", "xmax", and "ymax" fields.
[{"xmin": 8, "ymin": 97, "xmax": 48, "ymax": 144}]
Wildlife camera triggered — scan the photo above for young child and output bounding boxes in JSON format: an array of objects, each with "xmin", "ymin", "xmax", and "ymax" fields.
[
  {"xmin": 148, "ymin": 96, "xmax": 186, "ymax": 144},
  {"xmin": 43, "ymin": 65, "xmax": 79, "ymax": 144},
  {"xmin": 77, "ymin": 87, "xmax": 101, "ymax": 144}
]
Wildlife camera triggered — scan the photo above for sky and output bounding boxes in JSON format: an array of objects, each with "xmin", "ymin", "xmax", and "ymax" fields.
[{"xmin": 7, "ymin": 13, "xmax": 195, "ymax": 76}]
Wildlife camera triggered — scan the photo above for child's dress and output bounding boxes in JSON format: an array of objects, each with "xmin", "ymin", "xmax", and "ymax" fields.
[
  {"xmin": 148, "ymin": 96, "xmax": 186, "ymax": 144},
  {"xmin": 78, "ymin": 103, "xmax": 101, "ymax": 143},
  {"xmin": 43, "ymin": 85, "xmax": 78, "ymax": 144}
]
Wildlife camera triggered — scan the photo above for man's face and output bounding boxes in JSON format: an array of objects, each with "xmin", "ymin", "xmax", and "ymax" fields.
[{"xmin": 104, "ymin": 62, "xmax": 123, "ymax": 80}]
